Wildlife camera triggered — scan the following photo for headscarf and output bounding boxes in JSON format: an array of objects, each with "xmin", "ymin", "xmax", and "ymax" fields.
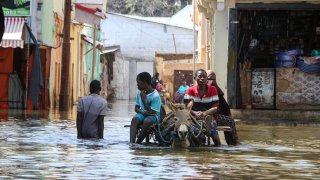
[{"xmin": 206, "ymin": 70, "xmax": 215, "ymax": 77}]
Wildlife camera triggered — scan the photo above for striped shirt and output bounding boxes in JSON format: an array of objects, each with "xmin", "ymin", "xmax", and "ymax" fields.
[{"xmin": 184, "ymin": 84, "xmax": 219, "ymax": 111}]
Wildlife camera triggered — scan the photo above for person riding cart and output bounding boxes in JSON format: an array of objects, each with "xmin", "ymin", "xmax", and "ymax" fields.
[
  {"xmin": 183, "ymin": 69, "xmax": 221, "ymax": 146},
  {"xmin": 130, "ymin": 72, "xmax": 162, "ymax": 144}
]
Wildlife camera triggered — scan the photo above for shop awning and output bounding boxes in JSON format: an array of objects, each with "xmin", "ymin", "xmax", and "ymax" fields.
[
  {"xmin": 81, "ymin": 35, "xmax": 103, "ymax": 48},
  {"xmin": 0, "ymin": 17, "xmax": 25, "ymax": 48},
  {"xmin": 101, "ymin": 45, "xmax": 120, "ymax": 54}
]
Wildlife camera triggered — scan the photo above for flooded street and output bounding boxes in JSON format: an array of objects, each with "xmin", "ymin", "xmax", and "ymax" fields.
[{"xmin": 0, "ymin": 100, "xmax": 319, "ymax": 179}]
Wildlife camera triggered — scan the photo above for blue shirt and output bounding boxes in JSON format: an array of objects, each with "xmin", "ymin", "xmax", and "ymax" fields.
[
  {"xmin": 135, "ymin": 90, "xmax": 161, "ymax": 120},
  {"xmin": 178, "ymin": 85, "xmax": 189, "ymax": 94}
]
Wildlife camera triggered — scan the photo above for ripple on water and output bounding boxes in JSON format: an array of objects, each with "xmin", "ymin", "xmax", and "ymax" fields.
[{"xmin": 0, "ymin": 102, "xmax": 320, "ymax": 179}]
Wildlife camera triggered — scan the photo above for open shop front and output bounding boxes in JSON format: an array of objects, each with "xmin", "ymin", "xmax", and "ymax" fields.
[
  {"xmin": 228, "ymin": 3, "xmax": 320, "ymax": 110},
  {"xmin": 0, "ymin": 17, "xmax": 47, "ymax": 111}
]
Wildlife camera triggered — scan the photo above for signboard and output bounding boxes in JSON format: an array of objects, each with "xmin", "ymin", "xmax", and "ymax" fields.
[
  {"xmin": 251, "ymin": 68, "xmax": 275, "ymax": 109},
  {"xmin": 2, "ymin": 0, "xmax": 31, "ymax": 16}
]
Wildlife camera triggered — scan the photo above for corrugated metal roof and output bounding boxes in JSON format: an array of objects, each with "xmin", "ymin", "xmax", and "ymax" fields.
[
  {"xmin": 109, "ymin": 5, "xmax": 198, "ymax": 30},
  {"xmin": 167, "ymin": 5, "xmax": 195, "ymax": 30},
  {"xmin": 101, "ymin": 45, "xmax": 120, "ymax": 54}
]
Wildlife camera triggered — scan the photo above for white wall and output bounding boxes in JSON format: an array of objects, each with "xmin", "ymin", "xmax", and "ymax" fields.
[
  {"xmin": 110, "ymin": 51, "xmax": 130, "ymax": 99},
  {"xmin": 53, "ymin": 0, "xmax": 64, "ymax": 16},
  {"xmin": 102, "ymin": 13, "xmax": 195, "ymax": 99},
  {"xmin": 101, "ymin": 14, "xmax": 194, "ymax": 61},
  {"xmin": 30, "ymin": 0, "xmax": 38, "ymax": 39},
  {"xmin": 213, "ymin": 0, "xmax": 236, "ymax": 100},
  {"xmin": 127, "ymin": 61, "xmax": 154, "ymax": 99},
  {"xmin": 129, "ymin": 60, "xmax": 137, "ymax": 99},
  {"xmin": 136, "ymin": 61, "xmax": 154, "ymax": 76}
]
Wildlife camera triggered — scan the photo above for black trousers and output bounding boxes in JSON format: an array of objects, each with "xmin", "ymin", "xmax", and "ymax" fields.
[{"xmin": 216, "ymin": 114, "xmax": 239, "ymax": 145}]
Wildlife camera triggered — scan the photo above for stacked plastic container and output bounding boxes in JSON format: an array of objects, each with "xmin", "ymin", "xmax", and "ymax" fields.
[
  {"xmin": 275, "ymin": 49, "xmax": 303, "ymax": 68},
  {"xmin": 297, "ymin": 49, "xmax": 320, "ymax": 73}
]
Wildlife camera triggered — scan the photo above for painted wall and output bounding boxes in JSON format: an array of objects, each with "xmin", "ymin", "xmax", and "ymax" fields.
[
  {"xmin": 40, "ymin": 0, "xmax": 54, "ymax": 46},
  {"xmin": 49, "ymin": 1, "xmax": 65, "ymax": 108},
  {"xmin": 29, "ymin": 0, "xmax": 37, "ymax": 39},
  {"xmin": 70, "ymin": 24, "xmax": 82, "ymax": 105},
  {"xmin": 74, "ymin": 0, "xmax": 107, "ymax": 13},
  {"xmin": 49, "ymin": 14, "xmax": 63, "ymax": 108},
  {"xmin": 213, "ymin": 0, "xmax": 236, "ymax": 102},
  {"xmin": 84, "ymin": 26, "xmax": 101, "ymax": 81},
  {"xmin": 53, "ymin": 0, "xmax": 64, "ymax": 17}
]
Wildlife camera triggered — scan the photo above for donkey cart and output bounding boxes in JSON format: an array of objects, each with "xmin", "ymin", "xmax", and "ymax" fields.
[{"xmin": 126, "ymin": 103, "xmax": 237, "ymax": 148}]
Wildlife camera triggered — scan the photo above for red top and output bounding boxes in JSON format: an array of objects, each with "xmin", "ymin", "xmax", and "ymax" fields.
[{"xmin": 184, "ymin": 84, "xmax": 219, "ymax": 111}]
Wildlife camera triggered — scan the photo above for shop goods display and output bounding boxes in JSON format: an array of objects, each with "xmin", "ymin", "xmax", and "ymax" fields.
[
  {"xmin": 297, "ymin": 58, "xmax": 320, "ymax": 74},
  {"xmin": 275, "ymin": 52, "xmax": 297, "ymax": 68}
]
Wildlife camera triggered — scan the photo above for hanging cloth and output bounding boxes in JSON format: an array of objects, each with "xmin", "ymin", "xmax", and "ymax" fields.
[{"xmin": 8, "ymin": 73, "xmax": 24, "ymax": 109}]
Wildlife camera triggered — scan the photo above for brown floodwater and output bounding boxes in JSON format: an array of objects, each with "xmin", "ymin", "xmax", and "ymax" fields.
[{"xmin": 0, "ymin": 100, "xmax": 319, "ymax": 179}]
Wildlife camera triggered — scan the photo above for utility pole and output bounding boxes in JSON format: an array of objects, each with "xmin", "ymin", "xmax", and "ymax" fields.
[
  {"xmin": 59, "ymin": 0, "xmax": 72, "ymax": 111},
  {"xmin": 192, "ymin": 0, "xmax": 196, "ymax": 78}
]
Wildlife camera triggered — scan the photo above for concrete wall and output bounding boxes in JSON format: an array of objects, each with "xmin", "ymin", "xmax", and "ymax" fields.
[
  {"xmin": 128, "ymin": 60, "xmax": 154, "ymax": 99},
  {"xmin": 53, "ymin": 0, "xmax": 64, "ymax": 17},
  {"xmin": 232, "ymin": 109, "xmax": 320, "ymax": 122},
  {"xmin": 155, "ymin": 56, "xmax": 206, "ymax": 96},
  {"xmin": 129, "ymin": 60, "xmax": 137, "ymax": 99},
  {"xmin": 102, "ymin": 13, "xmax": 195, "ymax": 99},
  {"xmin": 212, "ymin": 0, "xmax": 236, "ymax": 101},
  {"xmin": 40, "ymin": 0, "xmax": 54, "ymax": 46},
  {"xmin": 110, "ymin": 51, "xmax": 130, "ymax": 100},
  {"xmin": 101, "ymin": 14, "xmax": 194, "ymax": 61}
]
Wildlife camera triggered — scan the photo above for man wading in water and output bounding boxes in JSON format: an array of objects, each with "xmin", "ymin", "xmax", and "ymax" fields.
[{"xmin": 77, "ymin": 80, "xmax": 108, "ymax": 139}]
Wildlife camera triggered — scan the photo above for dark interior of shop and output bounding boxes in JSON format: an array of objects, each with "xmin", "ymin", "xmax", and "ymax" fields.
[
  {"xmin": 237, "ymin": 10, "xmax": 320, "ymax": 68},
  {"xmin": 235, "ymin": 9, "xmax": 320, "ymax": 109}
]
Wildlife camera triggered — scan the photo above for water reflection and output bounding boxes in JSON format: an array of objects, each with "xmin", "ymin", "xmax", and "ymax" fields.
[{"xmin": 0, "ymin": 100, "xmax": 319, "ymax": 179}]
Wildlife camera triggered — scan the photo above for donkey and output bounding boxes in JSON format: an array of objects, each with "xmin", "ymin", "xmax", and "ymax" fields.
[{"xmin": 167, "ymin": 101, "xmax": 206, "ymax": 149}]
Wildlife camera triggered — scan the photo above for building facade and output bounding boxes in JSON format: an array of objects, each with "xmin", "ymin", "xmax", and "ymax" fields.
[
  {"xmin": 198, "ymin": 0, "xmax": 320, "ymax": 110},
  {"xmin": 101, "ymin": 5, "xmax": 197, "ymax": 99}
]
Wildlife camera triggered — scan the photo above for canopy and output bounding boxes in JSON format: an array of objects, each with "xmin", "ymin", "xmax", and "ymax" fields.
[{"xmin": 0, "ymin": 17, "xmax": 25, "ymax": 48}]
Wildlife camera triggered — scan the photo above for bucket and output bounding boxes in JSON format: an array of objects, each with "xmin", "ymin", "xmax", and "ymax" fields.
[{"xmin": 311, "ymin": 49, "xmax": 320, "ymax": 57}]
